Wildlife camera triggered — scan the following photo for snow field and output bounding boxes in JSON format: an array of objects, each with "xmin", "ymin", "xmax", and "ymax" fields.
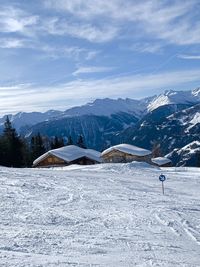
[{"xmin": 0, "ymin": 163, "xmax": 199, "ymax": 266}]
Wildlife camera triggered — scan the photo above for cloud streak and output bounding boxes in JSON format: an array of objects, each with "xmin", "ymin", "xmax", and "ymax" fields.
[
  {"xmin": 43, "ymin": 0, "xmax": 200, "ymax": 45},
  {"xmin": 0, "ymin": 6, "xmax": 38, "ymax": 35},
  {"xmin": 73, "ymin": 66, "xmax": 114, "ymax": 76},
  {"xmin": 41, "ymin": 17, "xmax": 118, "ymax": 43},
  {"xmin": 178, "ymin": 54, "xmax": 200, "ymax": 60}
]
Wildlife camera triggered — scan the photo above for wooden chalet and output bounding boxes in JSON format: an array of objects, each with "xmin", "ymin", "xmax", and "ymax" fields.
[
  {"xmin": 101, "ymin": 144, "xmax": 152, "ymax": 164},
  {"xmin": 33, "ymin": 145, "xmax": 102, "ymax": 168}
]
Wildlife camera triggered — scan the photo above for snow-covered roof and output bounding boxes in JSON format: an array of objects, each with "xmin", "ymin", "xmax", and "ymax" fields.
[
  {"xmin": 151, "ymin": 157, "xmax": 172, "ymax": 166},
  {"xmin": 101, "ymin": 144, "xmax": 152, "ymax": 157},
  {"xmin": 33, "ymin": 145, "xmax": 102, "ymax": 166}
]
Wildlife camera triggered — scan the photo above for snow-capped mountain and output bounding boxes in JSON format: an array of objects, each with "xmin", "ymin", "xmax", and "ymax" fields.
[
  {"xmin": 166, "ymin": 141, "xmax": 200, "ymax": 167},
  {"xmin": 148, "ymin": 88, "xmax": 200, "ymax": 111},
  {"xmin": 120, "ymin": 102, "xmax": 200, "ymax": 166},
  {"xmin": 63, "ymin": 97, "xmax": 153, "ymax": 117},
  {"xmin": 0, "ymin": 110, "xmax": 63, "ymax": 131},
  {"xmin": 0, "ymin": 97, "xmax": 152, "ymax": 132},
  {"xmin": 1, "ymin": 88, "xmax": 200, "ymax": 133},
  {"xmin": 65, "ymin": 88, "xmax": 200, "ymax": 117}
]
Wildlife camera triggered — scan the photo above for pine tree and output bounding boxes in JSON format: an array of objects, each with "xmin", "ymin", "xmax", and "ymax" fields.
[
  {"xmin": 77, "ymin": 134, "xmax": 86, "ymax": 148},
  {"xmin": 51, "ymin": 136, "xmax": 64, "ymax": 149},
  {"xmin": 1, "ymin": 116, "xmax": 25, "ymax": 167},
  {"xmin": 30, "ymin": 133, "xmax": 46, "ymax": 162},
  {"xmin": 66, "ymin": 135, "xmax": 73, "ymax": 146}
]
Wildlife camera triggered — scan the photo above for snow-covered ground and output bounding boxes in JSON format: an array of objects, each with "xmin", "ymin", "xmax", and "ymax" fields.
[{"xmin": 0, "ymin": 163, "xmax": 200, "ymax": 266}]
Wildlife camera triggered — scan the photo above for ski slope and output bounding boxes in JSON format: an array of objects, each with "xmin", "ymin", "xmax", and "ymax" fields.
[{"xmin": 0, "ymin": 163, "xmax": 199, "ymax": 266}]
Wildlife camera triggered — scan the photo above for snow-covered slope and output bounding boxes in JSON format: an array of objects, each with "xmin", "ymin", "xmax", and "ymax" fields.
[
  {"xmin": 65, "ymin": 89, "xmax": 200, "ymax": 117},
  {"xmin": 148, "ymin": 88, "xmax": 200, "ymax": 111},
  {"xmin": 166, "ymin": 141, "xmax": 200, "ymax": 166},
  {"xmin": 0, "ymin": 98, "xmax": 150, "ymax": 133},
  {"xmin": 151, "ymin": 157, "xmax": 172, "ymax": 166},
  {"xmin": 65, "ymin": 89, "xmax": 200, "ymax": 116},
  {"xmin": 0, "ymin": 110, "xmax": 62, "ymax": 131},
  {"xmin": 0, "ymin": 164, "xmax": 199, "ymax": 266},
  {"xmin": 63, "ymin": 97, "xmax": 152, "ymax": 118}
]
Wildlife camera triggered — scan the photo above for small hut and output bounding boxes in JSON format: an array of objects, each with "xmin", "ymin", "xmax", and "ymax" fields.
[
  {"xmin": 101, "ymin": 144, "xmax": 152, "ymax": 163},
  {"xmin": 151, "ymin": 157, "xmax": 172, "ymax": 167},
  {"xmin": 33, "ymin": 145, "xmax": 102, "ymax": 167}
]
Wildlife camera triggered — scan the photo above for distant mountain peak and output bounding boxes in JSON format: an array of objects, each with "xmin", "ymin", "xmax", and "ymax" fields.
[
  {"xmin": 64, "ymin": 97, "xmax": 149, "ymax": 117},
  {"xmin": 1, "ymin": 87, "xmax": 200, "ymax": 134},
  {"xmin": 164, "ymin": 89, "xmax": 176, "ymax": 96},
  {"xmin": 148, "ymin": 89, "xmax": 200, "ymax": 111},
  {"xmin": 192, "ymin": 87, "xmax": 200, "ymax": 96}
]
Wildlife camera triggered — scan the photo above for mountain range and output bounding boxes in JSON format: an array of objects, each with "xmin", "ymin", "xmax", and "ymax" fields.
[{"xmin": 1, "ymin": 88, "xmax": 200, "ymax": 166}]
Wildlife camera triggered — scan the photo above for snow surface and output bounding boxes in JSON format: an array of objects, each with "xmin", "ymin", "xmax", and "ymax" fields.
[
  {"xmin": 0, "ymin": 110, "xmax": 62, "ymax": 131},
  {"xmin": 33, "ymin": 145, "xmax": 102, "ymax": 166},
  {"xmin": 101, "ymin": 143, "xmax": 152, "ymax": 157},
  {"xmin": 187, "ymin": 112, "xmax": 200, "ymax": 131},
  {"xmin": 0, "ymin": 163, "xmax": 200, "ymax": 266},
  {"xmin": 63, "ymin": 98, "xmax": 148, "ymax": 118},
  {"xmin": 167, "ymin": 141, "xmax": 200, "ymax": 157},
  {"xmin": 148, "ymin": 89, "xmax": 200, "ymax": 111},
  {"xmin": 151, "ymin": 157, "xmax": 172, "ymax": 166}
]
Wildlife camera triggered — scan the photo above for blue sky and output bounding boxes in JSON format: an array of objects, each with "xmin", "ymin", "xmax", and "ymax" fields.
[{"xmin": 0, "ymin": 0, "xmax": 200, "ymax": 115}]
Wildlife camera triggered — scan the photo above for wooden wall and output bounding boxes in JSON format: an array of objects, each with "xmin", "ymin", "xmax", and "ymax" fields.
[
  {"xmin": 35, "ymin": 155, "xmax": 66, "ymax": 167},
  {"xmin": 34, "ymin": 155, "xmax": 97, "ymax": 167},
  {"xmin": 102, "ymin": 150, "xmax": 152, "ymax": 164}
]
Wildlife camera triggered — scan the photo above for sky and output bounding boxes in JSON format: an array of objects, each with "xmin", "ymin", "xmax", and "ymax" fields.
[{"xmin": 0, "ymin": 0, "xmax": 200, "ymax": 115}]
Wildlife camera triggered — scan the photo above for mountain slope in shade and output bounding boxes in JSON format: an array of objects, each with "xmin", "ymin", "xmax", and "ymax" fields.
[
  {"xmin": 120, "ymin": 102, "xmax": 200, "ymax": 166},
  {"xmin": 119, "ymin": 103, "xmax": 192, "ymax": 152},
  {"xmin": 23, "ymin": 112, "xmax": 138, "ymax": 151},
  {"xmin": 166, "ymin": 141, "xmax": 200, "ymax": 167}
]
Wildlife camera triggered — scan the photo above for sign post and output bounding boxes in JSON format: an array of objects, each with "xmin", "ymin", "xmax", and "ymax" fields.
[{"xmin": 159, "ymin": 174, "xmax": 166, "ymax": 195}]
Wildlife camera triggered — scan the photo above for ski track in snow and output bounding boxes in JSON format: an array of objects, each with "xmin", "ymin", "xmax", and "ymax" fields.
[{"xmin": 0, "ymin": 164, "xmax": 199, "ymax": 266}]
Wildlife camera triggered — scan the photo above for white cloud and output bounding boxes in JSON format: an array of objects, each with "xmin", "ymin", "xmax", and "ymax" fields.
[
  {"xmin": 2, "ymin": 1, "xmax": 199, "ymax": 48},
  {"xmin": 44, "ymin": 0, "xmax": 121, "ymax": 19},
  {"xmin": 85, "ymin": 50, "xmax": 100, "ymax": 60},
  {"xmin": 42, "ymin": 17, "xmax": 118, "ymax": 43},
  {"xmin": 0, "ymin": 6, "xmax": 38, "ymax": 35},
  {"xmin": 0, "ymin": 38, "xmax": 26, "ymax": 48},
  {"xmin": 73, "ymin": 66, "xmax": 114, "ymax": 76},
  {"xmin": 43, "ymin": 0, "xmax": 200, "ymax": 45},
  {"xmin": 178, "ymin": 54, "xmax": 200, "ymax": 60},
  {"xmin": 129, "ymin": 42, "xmax": 163, "ymax": 54},
  {"xmin": 0, "ymin": 1, "xmax": 199, "ymax": 48}
]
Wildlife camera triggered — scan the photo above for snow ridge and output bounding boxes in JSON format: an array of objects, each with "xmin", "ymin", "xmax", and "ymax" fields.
[{"xmin": 148, "ymin": 89, "xmax": 200, "ymax": 111}]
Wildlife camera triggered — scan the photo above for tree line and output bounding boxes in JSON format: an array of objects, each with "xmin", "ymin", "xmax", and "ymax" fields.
[{"xmin": 0, "ymin": 117, "xmax": 86, "ymax": 168}]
